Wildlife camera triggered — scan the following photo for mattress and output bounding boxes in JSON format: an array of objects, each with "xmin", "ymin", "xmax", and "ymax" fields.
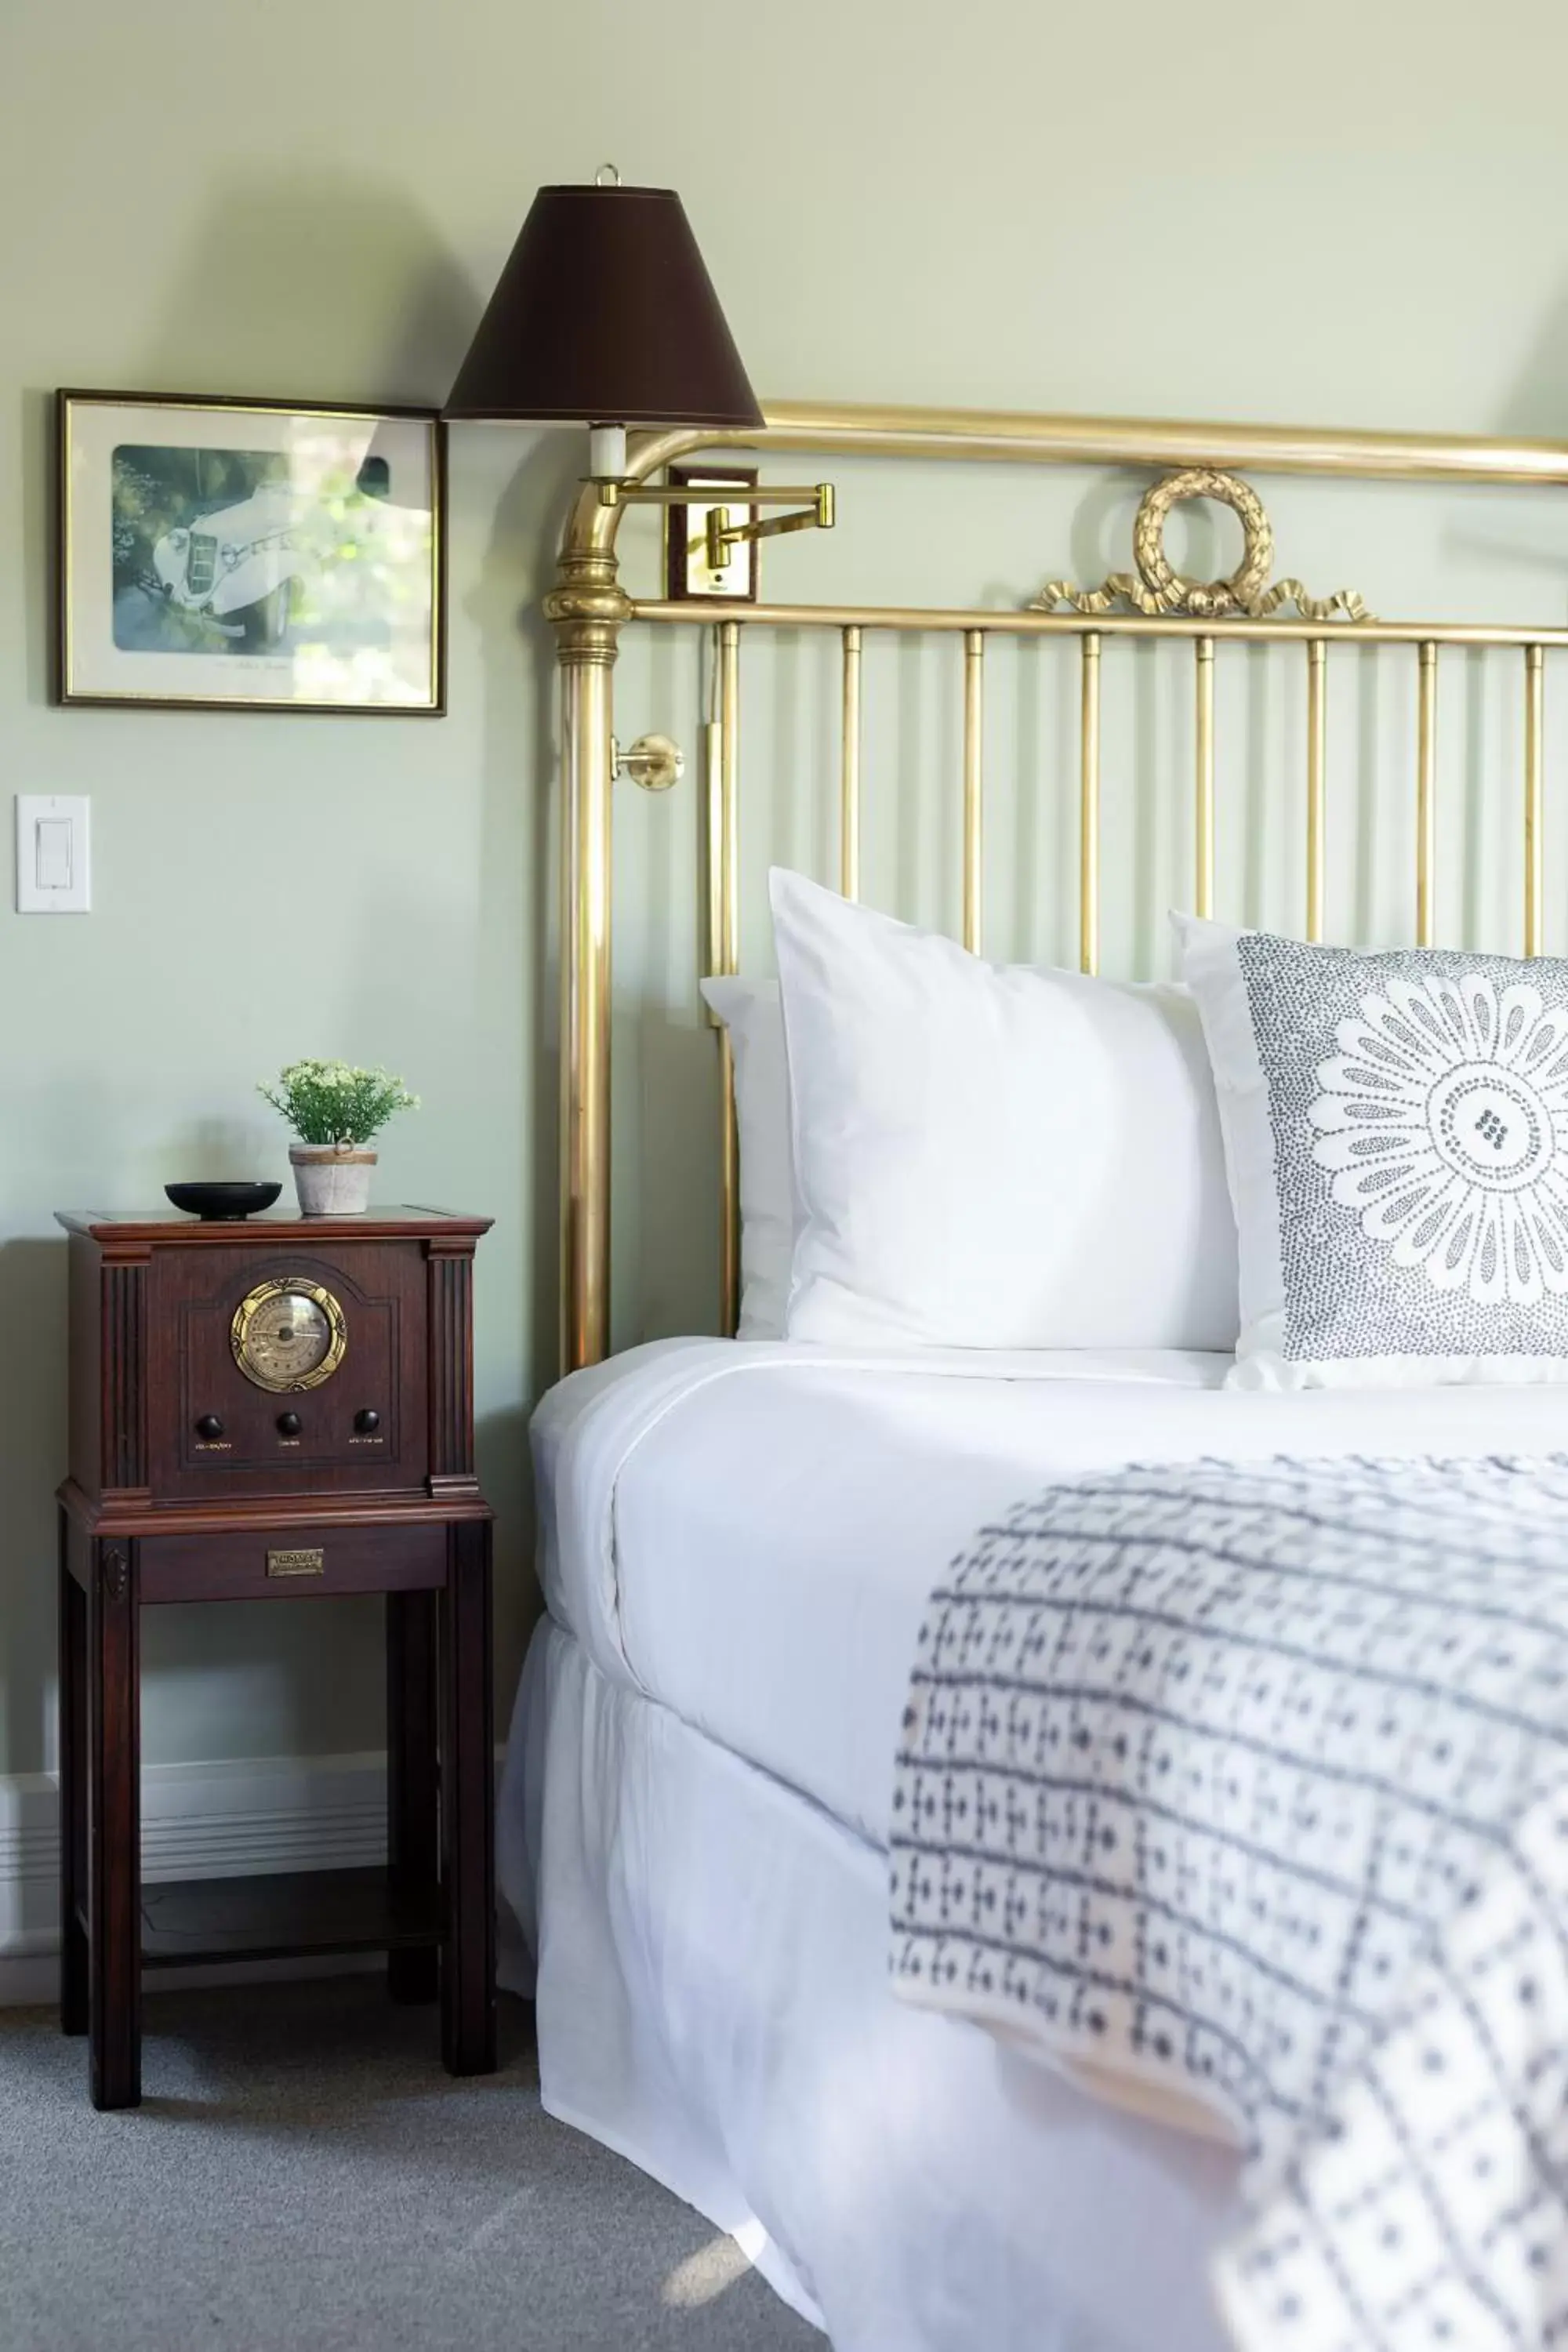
[{"xmin": 536, "ymin": 1334, "xmax": 1568, "ymax": 1854}]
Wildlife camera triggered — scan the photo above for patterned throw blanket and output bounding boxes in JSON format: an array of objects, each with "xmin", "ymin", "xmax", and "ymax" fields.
[{"xmin": 891, "ymin": 1456, "xmax": 1568, "ymax": 2352}]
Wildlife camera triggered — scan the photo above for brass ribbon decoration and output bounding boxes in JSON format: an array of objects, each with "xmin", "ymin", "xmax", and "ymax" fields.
[{"xmin": 1033, "ymin": 467, "xmax": 1369, "ymax": 623}]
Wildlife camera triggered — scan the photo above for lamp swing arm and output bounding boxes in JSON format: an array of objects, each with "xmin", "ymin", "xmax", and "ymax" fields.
[
  {"xmin": 593, "ymin": 474, "xmax": 837, "ymax": 569},
  {"xmin": 596, "ymin": 480, "xmax": 834, "ymax": 512},
  {"xmin": 704, "ymin": 483, "xmax": 836, "ymax": 569}
]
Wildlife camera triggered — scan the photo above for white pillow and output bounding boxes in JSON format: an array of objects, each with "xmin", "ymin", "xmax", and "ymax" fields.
[
  {"xmin": 1177, "ymin": 913, "xmax": 1568, "ymax": 1388},
  {"xmin": 698, "ymin": 975, "xmax": 793, "ymax": 1339},
  {"xmin": 771, "ymin": 869, "xmax": 1239, "ymax": 1352}
]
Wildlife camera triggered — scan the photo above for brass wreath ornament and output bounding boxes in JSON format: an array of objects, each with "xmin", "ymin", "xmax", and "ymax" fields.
[
  {"xmin": 1133, "ymin": 468, "xmax": 1272, "ymax": 619},
  {"xmin": 1031, "ymin": 467, "xmax": 1368, "ymax": 624}
]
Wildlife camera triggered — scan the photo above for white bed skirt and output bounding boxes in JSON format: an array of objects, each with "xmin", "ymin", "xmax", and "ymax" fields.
[{"xmin": 500, "ymin": 1618, "xmax": 1242, "ymax": 2352}]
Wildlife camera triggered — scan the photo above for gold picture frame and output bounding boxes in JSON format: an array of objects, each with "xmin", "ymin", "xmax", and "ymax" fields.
[{"xmin": 56, "ymin": 389, "xmax": 445, "ymax": 714}]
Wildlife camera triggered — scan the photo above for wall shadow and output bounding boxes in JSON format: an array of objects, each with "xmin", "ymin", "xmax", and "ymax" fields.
[
  {"xmin": 135, "ymin": 167, "xmax": 481, "ymax": 408},
  {"xmin": 1492, "ymin": 279, "xmax": 1568, "ymax": 444}
]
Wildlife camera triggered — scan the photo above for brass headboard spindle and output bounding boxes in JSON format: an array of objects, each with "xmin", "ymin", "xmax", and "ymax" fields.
[
  {"xmin": 1194, "ymin": 637, "xmax": 1216, "ymax": 919},
  {"xmin": 1080, "ymin": 632, "xmax": 1102, "ymax": 975},
  {"xmin": 840, "ymin": 625, "xmax": 862, "ymax": 900},
  {"xmin": 702, "ymin": 641, "xmax": 725, "ymax": 1027},
  {"xmin": 717, "ymin": 620, "xmax": 741, "ymax": 977},
  {"xmin": 963, "ymin": 630, "xmax": 985, "ymax": 952},
  {"xmin": 1526, "ymin": 642, "xmax": 1545, "ymax": 956},
  {"xmin": 1305, "ymin": 640, "xmax": 1327, "ymax": 942},
  {"xmin": 716, "ymin": 619, "xmax": 742, "ymax": 1334},
  {"xmin": 1417, "ymin": 641, "xmax": 1438, "ymax": 946}
]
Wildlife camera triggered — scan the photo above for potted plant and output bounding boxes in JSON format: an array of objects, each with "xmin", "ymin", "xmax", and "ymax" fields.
[{"xmin": 260, "ymin": 1061, "xmax": 419, "ymax": 1216}]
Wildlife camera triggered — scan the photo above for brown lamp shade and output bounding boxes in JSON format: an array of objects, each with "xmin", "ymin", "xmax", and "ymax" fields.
[{"xmin": 445, "ymin": 183, "xmax": 764, "ymax": 430}]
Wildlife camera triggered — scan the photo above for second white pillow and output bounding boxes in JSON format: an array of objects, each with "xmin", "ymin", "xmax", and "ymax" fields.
[{"xmin": 771, "ymin": 869, "xmax": 1239, "ymax": 1352}]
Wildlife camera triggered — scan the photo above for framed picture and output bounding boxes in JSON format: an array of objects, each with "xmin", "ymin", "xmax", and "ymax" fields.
[{"xmin": 56, "ymin": 390, "xmax": 445, "ymax": 714}]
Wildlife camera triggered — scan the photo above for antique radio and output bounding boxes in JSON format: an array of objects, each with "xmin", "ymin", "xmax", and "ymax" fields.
[{"xmin": 63, "ymin": 1208, "xmax": 486, "ymax": 1513}]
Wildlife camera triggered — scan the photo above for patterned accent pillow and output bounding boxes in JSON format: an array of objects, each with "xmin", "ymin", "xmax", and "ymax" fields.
[{"xmin": 1177, "ymin": 914, "xmax": 1568, "ymax": 1388}]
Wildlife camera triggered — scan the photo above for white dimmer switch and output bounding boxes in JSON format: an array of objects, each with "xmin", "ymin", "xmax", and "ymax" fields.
[{"xmin": 16, "ymin": 795, "xmax": 90, "ymax": 913}]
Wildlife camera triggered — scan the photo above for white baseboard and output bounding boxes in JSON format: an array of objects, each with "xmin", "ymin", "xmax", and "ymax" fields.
[{"xmin": 0, "ymin": 1751, "xmax": 390, "ymax": 2007}]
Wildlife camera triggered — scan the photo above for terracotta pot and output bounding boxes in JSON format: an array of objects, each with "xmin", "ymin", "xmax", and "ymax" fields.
[{"xmin": 289, "ymin": 1144, "xmax": 376, "ymax": 1216}]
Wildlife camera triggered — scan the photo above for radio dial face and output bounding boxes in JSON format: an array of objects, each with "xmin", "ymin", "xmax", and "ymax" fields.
[{"xmin": 230, "ymin": 1277, "xmax": 347, "ymax": 1394}]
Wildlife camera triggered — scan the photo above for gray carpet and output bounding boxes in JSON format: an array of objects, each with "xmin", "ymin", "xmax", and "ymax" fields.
[{"xmin": 0, "ymin": 1978, "xmax": 820, "ymax": 2351}]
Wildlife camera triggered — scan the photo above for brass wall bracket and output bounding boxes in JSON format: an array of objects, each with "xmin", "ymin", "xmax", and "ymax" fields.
[
  {"xmin": 613, "ymin": 732, "xmax": 684, "ymax": 792},
  {"xmin": 1033, "ymin": 467, "xmax": 1369, "ymax": 623},
  {"xmin": 664, "ymin": 466, "xmax": 760, "ymax": 601}
]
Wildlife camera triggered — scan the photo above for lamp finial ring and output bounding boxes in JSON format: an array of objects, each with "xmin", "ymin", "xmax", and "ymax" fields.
[{"xmin": 594, "ymin": 162, "xmax": 621, "ymax": 188}]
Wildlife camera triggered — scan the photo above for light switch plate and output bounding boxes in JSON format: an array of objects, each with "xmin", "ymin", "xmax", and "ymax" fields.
[{"xmin": 16, "ymin": 794, "xmax": 90, "ymax": 913}]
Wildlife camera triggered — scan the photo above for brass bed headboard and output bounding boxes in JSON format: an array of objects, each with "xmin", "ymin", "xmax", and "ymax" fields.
[{"xmin": 546, "ymin": 401, "xmax": 1568, "ymax": 1373}]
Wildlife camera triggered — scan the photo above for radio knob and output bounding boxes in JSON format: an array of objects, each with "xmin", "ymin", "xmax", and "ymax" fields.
[
  {"xmin": 195, "ymin": 1414, "xmax": 224, "ymax": 1441},
  {"xmin": 276, "ymin": 1411, "xmax": 303, "ymax": 1437},
  {"xmin": 354, "ymin": 1407, "xmax": 381, "ymax": 1435}
]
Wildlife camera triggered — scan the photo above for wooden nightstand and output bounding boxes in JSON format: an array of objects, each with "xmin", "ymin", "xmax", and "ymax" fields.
[{"xmin": 55, "ymin": 1205, "xmax": 497, "ymax": 2111}]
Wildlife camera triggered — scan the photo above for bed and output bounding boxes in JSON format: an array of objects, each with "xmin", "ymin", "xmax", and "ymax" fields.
[
  {"xmin": 506, "ymin": 401, "xmax": 1568, "ymax": 2350},
  {"xmin": 499, "ymin": 1340, "xmax": 1568, "ymax": 2346}
]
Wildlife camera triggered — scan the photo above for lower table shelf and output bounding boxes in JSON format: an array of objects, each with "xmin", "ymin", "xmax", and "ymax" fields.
[{"xmin": 134, "ymin": 1866, "xmax": 445, "ymax": 1969}]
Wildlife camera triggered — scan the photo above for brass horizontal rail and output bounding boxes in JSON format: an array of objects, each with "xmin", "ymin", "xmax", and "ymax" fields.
[
  {"xmin": 565, "ymin": 403, "xmax": 1568, "ymax": 566},
  {"xmin": 746, "ymin": 401, "xmax": 1568, "ymax": 486},
  {"xmin": 630, "ymin": 599, "xmax": 1568, "ymax": 648}
]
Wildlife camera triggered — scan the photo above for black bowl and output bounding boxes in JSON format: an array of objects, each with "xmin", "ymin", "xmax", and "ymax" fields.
[{"xmin": 165, "ymin": 1181, "xmax": 283, "ymax": 1222}]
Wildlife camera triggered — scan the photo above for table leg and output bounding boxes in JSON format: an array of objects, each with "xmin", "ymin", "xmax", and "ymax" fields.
[
  {"xmin": 88, "ymin": 1539, "xmax": 140, "ymax": 2111},
  {"xmin": 58, "ymin": 1512, "xmax": 88, "ymax": 2038},
  {"xmin": 439, "ymin": 1519, "xmax": 495, "ymax": 2076},
  {"xmin": 387, "ymin": 1588, "xmax": 438, "ymax": 2004}
]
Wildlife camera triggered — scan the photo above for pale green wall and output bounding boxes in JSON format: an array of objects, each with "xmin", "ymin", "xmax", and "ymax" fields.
[{"xmin": 4, "ymin": 0, "xmax": 1568, "ymax": 1777}]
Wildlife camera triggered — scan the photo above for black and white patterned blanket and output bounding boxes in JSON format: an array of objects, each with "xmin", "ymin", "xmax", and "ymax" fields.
[{"xmin": 890, "ymin": 1455, "xmax": 1568, "ymax": 2352}]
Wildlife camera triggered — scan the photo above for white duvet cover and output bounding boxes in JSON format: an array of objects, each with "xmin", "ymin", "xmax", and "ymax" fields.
[{"xmin": 536, "ymin": 1335, "xmax": 1568, "ymax": 1851}]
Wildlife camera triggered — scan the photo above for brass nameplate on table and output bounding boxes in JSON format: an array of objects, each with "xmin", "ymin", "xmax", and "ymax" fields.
[{"xmin": 266, "ymin": 1548, "xmax": 325, "ymax": 1579}]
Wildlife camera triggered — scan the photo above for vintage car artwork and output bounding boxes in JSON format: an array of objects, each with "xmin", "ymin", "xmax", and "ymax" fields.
[
  {"xmin": 148, "ymin": 463, "xmax": 397, "ymax": 651},
  {"xmin": 151, "ymin": 483, "xmax": 310, "ymax": 648}
]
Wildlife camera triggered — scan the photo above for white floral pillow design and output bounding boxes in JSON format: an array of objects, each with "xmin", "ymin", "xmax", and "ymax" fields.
[
  {"xmin": 1311, "ymin": 970, "xmax": 1568, "ymax": 1309},
  {"xmin": 1178, "ymin": 916, "xmax": 1568, "ymax": 1388}
]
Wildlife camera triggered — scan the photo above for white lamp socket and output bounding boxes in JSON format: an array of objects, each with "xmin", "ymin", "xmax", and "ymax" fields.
[{"xmin": 589, "ymin": 423, "xmax": 628, "ymax": 480}]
